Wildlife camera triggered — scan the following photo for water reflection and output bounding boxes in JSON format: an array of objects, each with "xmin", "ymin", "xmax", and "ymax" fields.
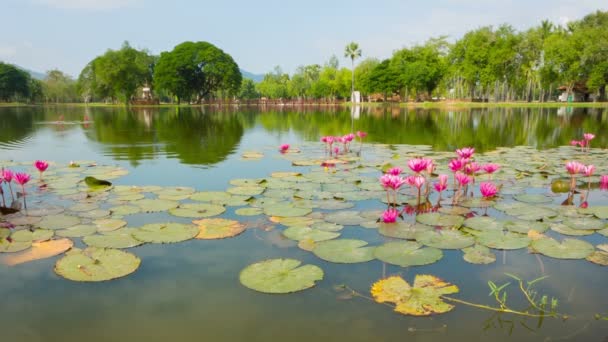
[{"xmin": 0, "ymin": 106, "xmax": 606, "ymax": 166}]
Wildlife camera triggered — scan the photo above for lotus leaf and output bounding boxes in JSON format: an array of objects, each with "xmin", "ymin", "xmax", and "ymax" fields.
[
  {"xmin": 132, "ymin": 223, "xmax": 198, "ymax": 244},
  {"xmin": 230, "ymin": 178, "xmax": 266, "ymax": 187},
  {"xmin": 370, "ymin": 275, "xmax": 459, "ymax": 316},
  {"xmin": 241, "ymin": 151, "xmax": 264, "ymax": 159},
  {"xmin": 169, "ymin": 203, "xmax": 226, "ymax": 218},
  {"xmin": 475, "ymin": 231, "xmax": 530, "ymax": 250},
  {"xmin": 298, "ymin": 239, "xmax": 316, "ymax": 251},
  {"xmin": 504, "ymin": 205, "xmax": 558, "ymax": 221},
  {"xmin": 323, "ymin": 211, "xmax": 366, "ymax": 226},
  {"xmin": 3, "ymin": 238, "xmax": 73, "ymax": 266},
  {"xmin": 563, "ymin": 217, "xmax": 605, "ymax": 231},
  {"xmin": 462, "ymin": 245, "xmax": 496, "ymax": 264},
  {"xmin": 56, "ymin": 225, "xmax": 98, "ymax": 238},
  {"xmin": 54, "ymin": 247, "xmax": 140, "ymax": 282},
  {"xmin": 378, "ymin": 221, "xmax": 433, "ymax": 240},
  {"xmin": 39, "ymin": 214, "xmax": 81, "ymax": 230},
  {"xmin": 463, "ymin": 216, "xmax": 504, "ymax": 231},
  {"xmin": 239, "ymin": 258, "xmax": 323, "ymax": 294},
  {"xmin": 313, "ymin": 239, "xmax": 376, "ymax": 263},
  {"xmin": 587, "ymin": 251, "xmax": 608, "ymax": 266},
  {"xmin": 192, "ymin": 218, "xmax": 246, "ymax": 239},
  {"xmin": 531, "ymin": 237, "xmax": 594, "ymax": 259},
  {"xmin": 155, "ymin": 186, "xmax": 195, "ymax": 197},
  {"xmin": 416, "ymin": 213, "xmax": 464, "ymax": 228},
  {"xmin": 94, "ymin": 219, "xmax": 127, "ymax": 232},
  {"xmin": 83, "ymin": 229, "xmax": 143, "ymax": 248},
  {"xmin": 374, "ymin": 241, "xmax": 443, "ymax": 267},
  {"xmin": 135, "ymin": 199, "xmax": 179, "ymax": 212},
  {"xmin": 283, "ymin": 226, "xmax": 340, "ymax": 242}
]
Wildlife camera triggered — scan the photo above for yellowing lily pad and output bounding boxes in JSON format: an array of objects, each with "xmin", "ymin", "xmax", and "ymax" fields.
[
  {"xmin": 54, "ymin": 247, "xmax": 140, "ymax": 282},
  {"xmin": 235, "ymin": 207, "xmax": 263, "ymax": 216},
  {"xmin": 587, "ymin": 251, "xmax": 608, "ymax": 266},
  {"xmin": 239, "ymin": 258, "xmax": 323, "ymax": 294},
  {"xmin": 370, "ymin": 275, "xmax": 459, "ymax": 316},
  {"xmin": 192, "ymin": 218, "xmax": 246, "ymax": 239},
  {"xmin": 3, "ymin": 238, "xmax": 73, "ymax": 266}
]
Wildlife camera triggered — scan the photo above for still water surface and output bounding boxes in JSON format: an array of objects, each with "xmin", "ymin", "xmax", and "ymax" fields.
[{"xmin": 0, "ymin": 105, "xmax": 607, "ymax": 342}]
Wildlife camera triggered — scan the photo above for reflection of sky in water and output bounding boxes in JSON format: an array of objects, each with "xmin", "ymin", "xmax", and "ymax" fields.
[{"xmin": 0, "ymin": 107, "xmax": 607, "ymax": 341}]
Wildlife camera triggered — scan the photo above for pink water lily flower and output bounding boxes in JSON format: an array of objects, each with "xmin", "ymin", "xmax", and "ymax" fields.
[
  {"xmin": 407, "ymin": 158, "xmax": 429, "ymax": 173},
  {"xmin": 343, "ymin": 133, "xmax": 355, "ymax": 142},
  {"xmin": 464, "ymin": 162, "xmax": 481, "ymax": 175},
  {"xmin": 583, "ymin": 133, "xmax": 595, "ymax": 141},
  {"xmin": 380, "ymin": 174, "xmax": 407, "ymax": 190},
  {"xmin": 425, "ymin": 159, "xmax": 435, "ymax": 174},
  {"xmin": 406, "ymin": 175, "xmax": 426, "ymax": 189},
  {"xmin": 433, "ymin": 174, "xmax": 448, "ymax": 193},
  {"xmin": 456, "ymin": 147, "xmax": 475, "ymax": 159},
  {"xmin": 34, "ymin": 160, "xmax": 49, "ymax": 179},
  {"xmin": 14, "ymin": 172, "xmax": 30, "ymax": 185},
  {"xmin": 582, "ymin": 164, "xmax": 595, "ymax": 177},
  {"xmin": 600, "ymin": 175, "xmax": 608, "ymax": 190},
  {"xmin": 386, "ymin": 167, "xmax": 403, "ymax": 176},
  {"xmin": 2, "ymin": 169, "xmax": 13, "ymax": 183},
  {"xmin": 455, "ymin": 172, "xmax": 471, "ymax": 186},
  {"xmin": 279, "ymin": 144, "xmax": 290, "ymax": 153},
  {"xmin": 565, "ymin": 161, "xmax": 584, "ymax": 175},
  {"xmin": 448, "ymin": 158, "xmax": 466, "ymax": 172},
  {"xmin": 356, "ymin": 131, "xmax": 367, "ymax": 138},
  {"xmin": 482, "ymin": 163, "xmax": 500, "ymax": 174},
  {"xmin": 381, "ymin": 208, "xmax": 399, "ymax": 223},
  {"xmin": 479, "ymin": 182, "xmax": 498, "ymax": 198}
]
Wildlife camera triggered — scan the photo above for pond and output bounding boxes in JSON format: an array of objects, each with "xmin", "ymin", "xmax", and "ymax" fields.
[{"xmin": 0, "ymin": 105, "xmax": 607, "ymax": 342}]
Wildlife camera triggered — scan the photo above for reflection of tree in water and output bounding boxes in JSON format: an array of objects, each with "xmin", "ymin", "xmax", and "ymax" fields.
[
  {"xmin": 85, "ymin": 107, "xmax": 245, "ymax": 166},
  {"xmin": 0, "ymin": 107, "xmax": 44, "ymax": 147}
]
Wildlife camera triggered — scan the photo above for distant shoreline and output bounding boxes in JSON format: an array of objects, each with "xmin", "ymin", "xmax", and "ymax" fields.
[{"xmin": 1, "ymin": 101, "xmax": 607, "ymax": 109}]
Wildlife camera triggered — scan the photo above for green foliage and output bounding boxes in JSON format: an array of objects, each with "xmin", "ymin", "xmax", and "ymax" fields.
[
  {"xmin": 154, "ymin": 41, "xmax": 241, "ymax": 104},
  {"xmin": 238, "ymin": 78, "xmax": 259, "ymax": 100},
  {"xmin": 0, "ymin": 62, "xmax": 32, "ymax": 102},
  {"xmin": 42, "ymin": 69, "xmax": 78, "ymax": 103}
]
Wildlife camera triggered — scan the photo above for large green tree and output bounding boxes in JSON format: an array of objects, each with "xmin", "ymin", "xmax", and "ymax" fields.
[
  {"xmin": 43, "ymin": 69, "xmax": 78, "ymax": 103},
  {"xmin": 154, "ymin": 41, "xmax": 241, "ymax": 104},
  {"xmin": 0, "ymin": 62, "xmax": 31, "ymax": 102}
]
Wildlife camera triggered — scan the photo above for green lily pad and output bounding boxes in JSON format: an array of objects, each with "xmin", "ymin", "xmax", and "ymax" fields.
[
  {"xmin": 504, "ymin": 205, "xmax": 558, "ymax": 221},
  {"xmin": 169, "ymin": 203, "xmax": 226, "ymax": 218},
  {"xmin": 531, "ymin": 237, "xmax": 594, "ymax": 259},
  {"xmin": 590, "ymin": 206, "xmax": 608, "ymax": 219},
  {"xmin": 54, "ymin": 247, "xmax": 140, "ymax": 282},
  {"xmin": 374, "ymin": 241, "xmax": 443, "ymax": 267},
  {"xmin": 283, "ymin": 226, "xmax": 340, "ymax": 242},
  {"xmin": 438, "ymin": 206, "xmax": 471, "ymax": 215},
  {"xmin": 78, "ymin": 209, "xmax": 111, "ymax": 219},
  {"xmin": 313, "ymin": 239, "xmax": 376, "ymax": 263},
  {"xmin": 270, "ymin": 216, "xmax": 317, "ymax": 227},
  {"xmin": 550, "ymin": 223, "xmax": 595, "ymax": 236},
  {"xmin": 135, "ymin": 199, "xmax": 179, "ymax": 213},
  {"xmin": 378, "ymin": 221, "xmax": 433, "ymax": 239},
  {"xmin": 563, "ymin": 217, "xmax": 605, "ymax": 231},
  {"xmin": 416, "ymin": 213, "xmax": 464, "ymax": 228},
  {"xmin": 513, "ymin": 194, "xmax": 553, "ymax": 204},
  {"xmin": 310, "ymin": 222, "xmax": 344, "ymax": 232},
  {"xmin": 415, "ymin": 230, "xmax": 475, "ymax": 249},
  {"xmin": 371, "ymin": 275, "xmax": 459, "ymax": 316},
  {"xmin": 190, "ymin": 191, "xmax": 232, "ymax": 203},
  {"xmin": 26, "ymin": 206, "xmax": 65, "ymax": 217},
  {"xmin": 503, "ymin": 220, "xmax": 549, "ymax": 234},
  {"xmin": 235, "ymin": 207, "xmax": 263, "ymax": 216},
  {"xmin": 109, "ymin": 205, "xmax": 141, "ymax": 216},
  {"xmin": 69, "ymin": 203, "xmax": 99, "ymax": 212},
  {"xmin": 0, "ymin": 238, "xmax": 31, "ymax": 253},
  {"xmin": 239, "ymin": 258, "xmax": 323, "ymax": 294},
  {"xmin": 39, "ymin": 214, "xmax": 81, "ymax": 230},
  {"xmin": 462, "ymin": 245, "xmax": 496, "ymax": 264},
  {"xmin": 7, "ymin": 216, "xmax": 42, "ymax": 226},
  {"xmin": 94, "ymin": 219, "xmax": 127, "ymax": 232},
  {"xmin": 475, "ymin": 231, "xmax": 531, "ymax": 250},
  {"xmin": 227, "ymin": 186, "xmax": 265, "ymax": 196},
  {"xmin": 56, "ymin": 225, "xmax": 98, "ymax": 238},
  {"xmin": 463, "ymin": 216, "xmax": 504, "ymax": 232},
  {"xmin": 132, "ymin": 223, "xmax": 198, "ymax": 244},
  {"xmin": 323, "ymin": 211, "xmax": 366, "ymax": 226},
  {"xmin": 83, "ymin": 229, "xmax": 143, "ymax": 249},
  {"xmin": 587, "ymin": 251, "xmax": 608, "ymax": 266},
  {"xmin": 11, "ymin": 229, "xmax": 54, "ymax": 242},
  {"xmin": 460, "ymin": 198, "xmax": 496, "ymax": 208},
  {"xmin": 263, "ymin": 204, "xmax": 312, "ymax": 218}
]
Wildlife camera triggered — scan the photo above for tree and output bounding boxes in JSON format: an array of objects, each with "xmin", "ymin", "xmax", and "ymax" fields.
[
  {"xmin": 154, "ymin": 41, "xmax": 242, "ymax": 104},
  {"xmin": 344, "ymin": 42, "xmax": 362, "ymax": 100},
  {"xmin": 238, "ymin": 78, "xmax": 259, "ymax": 100},
  {"xmin": 355, "ymin": 58, "xmax": 380, "ymax": 96},
  {"xmin": 257, "ymin": 66, "xmax": 290, "ymax": 99},
  {"xmin": 367, "ymin": 59, "xmax": 400, "ymax": 99},
  {"xmin": 43, "ymin": 69, "xmax": 77, "ymax": 103},
  {"xmin": 0, "ymin": 62, "xmax": 30, "ymax": 102}
]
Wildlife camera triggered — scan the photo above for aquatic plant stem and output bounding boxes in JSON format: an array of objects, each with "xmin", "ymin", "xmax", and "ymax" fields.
[{"xmin": 441, "ymin": 296, "xmax": 553, "ymax": 318}]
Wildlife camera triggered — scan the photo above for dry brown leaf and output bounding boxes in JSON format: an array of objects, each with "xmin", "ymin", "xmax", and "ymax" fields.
[{"xmin": 3, "ymin": 238, "xmax": 73, "ymax": 266}]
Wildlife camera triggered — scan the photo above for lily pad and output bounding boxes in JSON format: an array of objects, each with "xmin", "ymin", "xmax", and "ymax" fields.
[
  {"xmin": 378, "ymin": 221, "xmax": 433, "ymax": 240},
  {"xmin": 463, "ymin": 216, "xmax": 504, "ymax": 232},
  {"xmin": 263, "ymin": 204, "xmax": 312, "ymax": 218},
  {"xmin": 503, "ymin": 220, "xmax": 549, "ymax": 234},
  {"xmin": 563, "ymin": 217, "xmax": 605, "ymax": 231},
  {"xmin": 239, "ymin": 258, "xmax": 323, "ymax": 294},
  {"xmin": 590, "ymin": 206, "xmax": 608, "ymax": 219},
  {"xmin": 283, "ymin": 226, "xmax": 340, "ymax": 242},
  {"xmin": 135, "ymin": 199, "xmax": 179, "ymax": 213},
  {"xmin": 370, "ymin": 275, "xmax": 459, "ymax": 316},
  {"xmin": 550, "ymin": 223, "xmax": 595, "ymax": 236},
  {"xmin": 235, "ymin": 207, "xmax": 263, "ymax": 216},
  {"xmin": 132, "ymin": 223, "xmax": 198, "ymax": 244},
  {"xmin": 313, "ymin": 239, "xmax": 376, "ymax": 263},
  {"xmin": 462, "ymin": 245, "xmax": 496, "ymax": 264},
  {"xmin": 3, "ymin": 238, "xmax": 73, "ymax": 266},
  {"xmin": 54, "ymin": 247, "xmax": 141, "ymax": 282},
  {"xmin": 56, "ymin": 225, "xmax": 98, "ymax": 238},
  {"xmin": 109, "ymin": 205, "xmax": 141, "ymax": 216},
  {"xmin": 416, "ymin": 213, "xmax": 464, "ymax": 228},
  {"xmin": 227, "ymin": 186, "xmax": 265, "ymax": 196},
  {"xmin": 69, "ymin": 203, "xmax": 99, "ymax": 212},
  {"xmin": 192, "ymin": 218, "xmax": 246, "ymax": 239},
  {"xmin": 323, "ymin": 211, "xmax": 367, "ymax": 226},
  {"xmin": 587, "ymin": 251, "xmax": 608, "ymax": 266},
  {"xmin": 475, "ymin": 231, "xmax": 531, "ymax": 250},
  {"xmin": 7, "ymin": 216, "xmax": 42, "ymax": 226},
  {"xmin": 84, "ymin": 176, "xmax": 112, "ymax": 188},
  {"xmin": 11, "ymin": 229, "xmax": 54, "ymax": 242},
  {"xmin": 83, "ymin": 229, "xmax": 143, "ymax": 249},
  {"xmin": 94, "ymin": 219, "xmax": 127, "ymax": 232},
  {"xmin": 374, "ymin": 241, "xmax": 443, "ymax": 267},
  {"xmin": 310, "ymin": 222, "xmax": 344, "ymax": 232},
  {"xmin": 514, "ymin": 194, "xmax": 553, "ymax": 204},
  {"xmin": 169, "ymin": 203, "xmax": 226, "ymax": 218},
  {"xmin": 190, "ymin": 191, "xmax": 232, "ymax": 203},
  {"xmin": 531, "ymin": 237, "xmax": 594, "ymax": 259},
  {"xmin": 39, "ymin": 214, "xmax": 81, "ymax": 230},
  {"xmin": 415, "ymin": 230, "xmax": 475, "ymax": 249}
]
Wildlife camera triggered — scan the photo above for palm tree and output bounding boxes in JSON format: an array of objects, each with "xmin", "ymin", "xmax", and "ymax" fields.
[{"xmin": 344, "ymin": 42, "xmax": 362, "ymax": 102}]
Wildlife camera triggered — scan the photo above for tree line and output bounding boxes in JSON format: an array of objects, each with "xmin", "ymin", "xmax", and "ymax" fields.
[{"xmin": 0, "ymin": 10, "xmax": 605, "ymax": 104}]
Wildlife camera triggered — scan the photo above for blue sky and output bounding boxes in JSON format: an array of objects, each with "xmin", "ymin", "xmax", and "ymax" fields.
[{"xmin": 1, "ymin": 0, "xmax": 606, "ymax": 77}]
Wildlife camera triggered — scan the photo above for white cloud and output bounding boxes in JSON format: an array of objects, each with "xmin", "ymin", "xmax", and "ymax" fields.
[
  {"xmin": 0, "ymin": 45, "xmax": 17, "ymax": 57},
  {"xmin": 33, "ymin": 0, "xmax": 141, "ymax": 10}
]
